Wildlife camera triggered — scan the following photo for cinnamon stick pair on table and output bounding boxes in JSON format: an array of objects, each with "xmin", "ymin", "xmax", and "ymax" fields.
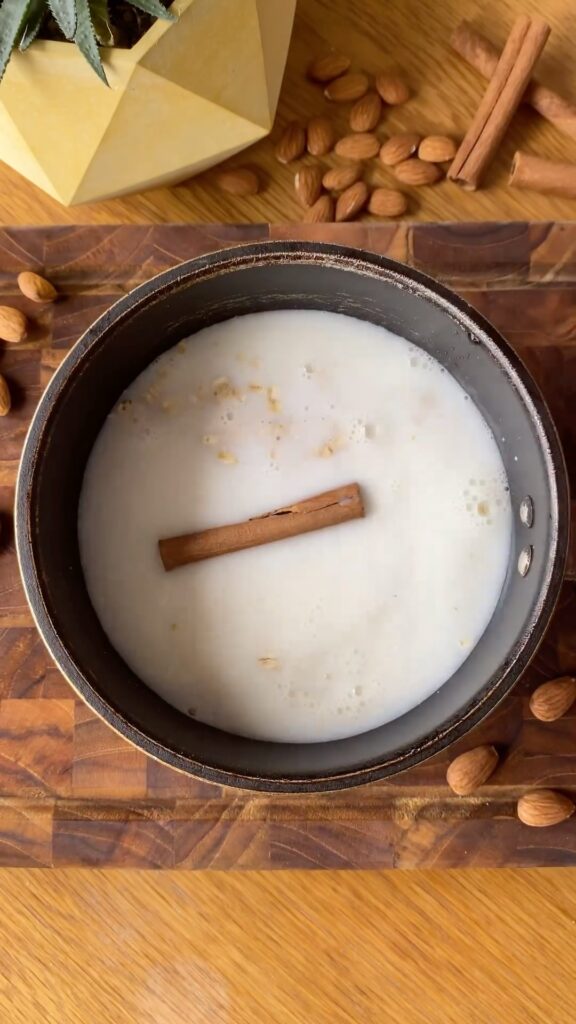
[
  {"xmin": 451, "ymin": 18, "xmax": 576, "ymax": 199},
  {"xmin": 451, "ymin": 20, "xmax": 576, "ymax": 142},
  {"xmin": 448, "ymin": 16, "xmax": 550, "ymax": 190}
]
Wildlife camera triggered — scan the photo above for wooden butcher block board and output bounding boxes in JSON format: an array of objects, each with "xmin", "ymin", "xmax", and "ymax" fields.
[{"xmin": 0, "ymin": 222, "xmax": 575, "ymax": 869}]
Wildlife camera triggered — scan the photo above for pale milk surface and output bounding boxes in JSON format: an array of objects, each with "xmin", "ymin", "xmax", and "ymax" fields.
[{"xmin": 78, "ymin": 310, "xmax": 512, "ymax": 743}]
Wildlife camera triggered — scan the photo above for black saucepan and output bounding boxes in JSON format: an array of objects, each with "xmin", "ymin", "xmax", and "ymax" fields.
[{"xmin": 15, "ymin": 242, "xmax": 570, "ymax": 792}]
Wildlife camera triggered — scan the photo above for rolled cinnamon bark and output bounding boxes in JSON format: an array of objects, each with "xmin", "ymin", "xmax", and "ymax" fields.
[
  {"xmin": 158, "ymin": 482, "xmax": 365, "ymax": 571},
  {"xmin": 509, "ymin": 150, "xmax": 576, "ymax": 198},
  {"xmin": 451, "ymin": 20, "xmax": 576, "ymax": 142},
  {"xmin": 448, "ymin": 15, "xmax": 550, "ymax": 190}
]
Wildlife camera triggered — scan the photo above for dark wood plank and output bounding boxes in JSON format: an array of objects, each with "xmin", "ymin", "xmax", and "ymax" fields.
[
  {"xmin": 146, "ymin": 758, "xmax": 221, "ymax": 800},
  {"xmin": 53, "ymin": 816, "xmax": 174, "ymax": 868},
  {"xmin": 529, "ymin": 223, "xmax": 576, "ymax": 283},
  {"xmin": 0, "ymin": 801, "xmax": 54, "ymax": 867},
  {"xmin": 72, "ymin": 703, "xmax": 148, "ymax": 800},
  {"xmin": 172, "ymin": 819, "xmax": 270, "ymax": 870},
  {"xmin": 411, "ymin": 222, "xmax": 541, "ymax": 285},
  {"xmin": 0, "ymin": 699, "xmax": 73, "ymax": 796},
  {"xmin": 0, "ymin": 229, "xmax": 47, "ymax": 286},
  {"xmin": 0, "ymin": 629, "xmax": 72, "ymax": 699},
  {"xmin": 44, "ymin": 225, "xmax": 270, "ymax": 288},
  {"xmin": 0, "ymin": 504, "xmax": 33, "ymax": 628}
]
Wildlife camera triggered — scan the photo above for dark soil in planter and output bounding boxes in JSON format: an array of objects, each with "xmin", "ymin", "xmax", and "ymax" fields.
[{"xmin": 41, "ymin": 0, "xmax": 171, "ymax": 49}]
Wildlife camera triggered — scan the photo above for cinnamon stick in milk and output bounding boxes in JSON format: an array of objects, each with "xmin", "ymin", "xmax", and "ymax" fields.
[
  {"xmin": 158, "ymin": 482, "xmax": 364, "ymax": 571},
  {"xmin": 451, "ymin": 20, "xmax": 576, "ymax": 142},
  {"xmin": 448, "ymin": 16, "xmax": 550, "ymax": 190}
]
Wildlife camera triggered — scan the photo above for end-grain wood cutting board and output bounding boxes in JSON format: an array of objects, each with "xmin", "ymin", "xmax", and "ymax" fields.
[{"xmin": 0, "ymin": 222, "xmax": 575, "ymax": 869}]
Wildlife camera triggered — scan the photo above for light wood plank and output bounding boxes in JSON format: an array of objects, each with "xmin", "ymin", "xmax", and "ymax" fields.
[{"xmin": 2, "ymin": 0, "xmax": 576, "ymax": 225}]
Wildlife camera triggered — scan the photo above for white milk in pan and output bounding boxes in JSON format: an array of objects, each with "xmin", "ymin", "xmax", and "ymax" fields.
[{"xmin": 78, "ymin": 310, "xmax": 512, "ymax": 743}]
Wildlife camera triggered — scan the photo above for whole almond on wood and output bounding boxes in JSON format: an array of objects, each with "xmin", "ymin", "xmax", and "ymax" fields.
[
  {"xmin": 394, "ymin": 159, "xmax": 443, "ymax": 185},
  {"xmin": 375, "ymin": 73, "xmax": 411, "ymax": 105},
  {"xmin": 322, "ymin": 164, "xmax": 362, "ymax": 191},
  {"xmin": 418, "ymin": 135, "xmax": 458, "ymax": 163},
  {"xmin": 335, "ymin": 180, "xmax": 369, "ymax": 222},
  {"xmin": 308, "ymin": 52, "xmax": 351, "ymax": 83},
  {"xmin": 303, "ymin": 194, "xmax": 334, "ymax": 223},
  {"xmin": 324, "ymin": 72, "xmax": 369, "ymax": 103},
  {"xmin": 446, "ymin": 745, "xmax": 499, "ymax": 796},
  {"xmin": 215, "ymin": 168, "xmax": 260, "ymax": 197},
  {"xmin": 294, "ymin": 165, "xmax": 324, "ymax": 207},
  {"xmin": 349, "ymin": 91, "xmax": 382, "ymax": 132},
  {"xmin": 0, "ymin": 374, "xmax": 10, "ymax": 416},
  {"xmin": 379, "ymin": 133, "xmax": 421, "ymax": 166},
  {"xmin": 17, "ymin": 271, "xmax": 57, "ymax": 303},
  {"xmin": 517, "ymin": 789, "xmax": 575, "ymax": 827},
  {"xmin": 529, "ymin": 676, "xmax": 576, "ymax": 721},
  {"xmin": 368, "ymin": 188, "xmax": 408, "ymax": 217},
  {"xmin": 0, "ymin": 305, "xmax": 27, "ymax": 343},
  {"xmin": 306, "ymin": 116, "xmax": 335, "ymax": 156},
  {"xmin": 275, "ymin": 122, "xmax": 306, "ymax": 164},
  {"xmin": 335, "ymin": 132, "xmax": 380, "ymax": 160}
]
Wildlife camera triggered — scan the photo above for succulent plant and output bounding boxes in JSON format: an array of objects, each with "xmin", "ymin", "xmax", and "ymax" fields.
[{"xmin": 0, "ymin": 0, "xmax": 175, "ymax": 84}]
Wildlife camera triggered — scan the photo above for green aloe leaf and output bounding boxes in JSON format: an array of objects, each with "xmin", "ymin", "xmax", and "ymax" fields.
[
  {"xmin": 47, "ymin": 0, "xmax": 75, "ymax": 38},
  {"xmin": 89, "ymin": 0, "xmax": 112, "ymax": 45},
  {"xmin": 0, "ymin": 0, "xmax": 32, "ymax": 81},
  {"xmin": 74, "ymin": 0, "xmax": 107, "ymax": 83},
  {"xmin": 1, "ymin": 0, "xmax": 174, "ymax": 87},
  {"xmin": 18, "ymin": 0, "xmax": 47, "ymax": 50},
  {"xmin": 128, "ymin": 0, "xmax": 175, "ymax": 22}
]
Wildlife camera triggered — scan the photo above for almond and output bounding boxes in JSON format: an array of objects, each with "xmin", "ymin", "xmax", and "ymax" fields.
[
  {"xmin": 306, "ymin": 116, "xmax": 335, "ymax": 157},
  {"xmin": 322, "ymin": 164, "xmax": 363, "ymax": 191},
  {"xmin": 335, "ymin": 132, "xmax": 380, "ymax": 161},
  {"xmin": 0, "ymin": 305, "xmax": 28, "ymax": 343},
  {"xmin": 215, "ymin": 168, "xmax": 260, "ymax": 197},
  {"xmin": 379, "ymin": 133, "xmax": 421, "ymax": 166},
  {"xmin": 368, "ymin": 187, "xmax": 408, "ymax": 217},
  {"xmin": 324, "ymin": 72, "xmax": 370, "ymax": 103},
  {"xmin": 418, "ymin": 135, "xmax": 458, "ymax": 163},
  {"xmin": 446, "ymin": 745, "xmax": 499, "ymax": 796},
  {"xmin": 335, "ymin": 180, "xmax": 369, "ymax": 222},
  {"xmin": 394, "ymin": 159, "xmax": 443, "ymax": 185},
  {"xmin": 303, "ymin": 194, "xmax": 334, "ymax": 223},
  {"xmin": 294, "ymin": 165, "xmax": 324, "ymax": 207},
  {"xmin": 375, "ymin": 73, "xmax": 411, "ymax": 105},
  {"xmin": 308, "ymin": 52, "xmax": 351, "ymax": 83},
  {"xmin": 529, "ymin": 676, "xmax": 576, "ymax": 722},
  {"xmin": 17, "ymin": 271, "xmax": 57, "ymax": 303},
  {"xmin": 275, "ymin": 122, "xmax": 306, "ymax": 164},
  {"xmin": 349, "ymin": 91, "xmax": 382, "ymax": 132},
  {"xmin": 517, "ymin": 790, "xmax": 575, "ymax": 828},
  {"xmin": 0, "ymin": 374, "xmax": 10, "ymax": 416}
]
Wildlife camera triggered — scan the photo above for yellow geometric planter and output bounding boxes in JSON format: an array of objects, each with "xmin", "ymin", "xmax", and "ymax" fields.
[{"xmin": 0, "ymin": 0, "xmax": 295, "ymax": 205}]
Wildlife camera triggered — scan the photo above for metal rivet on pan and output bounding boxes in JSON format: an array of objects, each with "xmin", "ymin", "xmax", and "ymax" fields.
[
  {"xmin": 519, "ymin": 496, "xmax": 534, "ymax": 528},
  {"xmin": 518, "ymin": 545, "xmax": 533, "ymax": 577}
]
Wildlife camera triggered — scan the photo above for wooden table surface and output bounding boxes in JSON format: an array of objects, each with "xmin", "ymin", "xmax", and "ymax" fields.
[
  {"xmin": 1, "ymin": 0, "xmax": 576, "ymax": 225},
  {"xmin": 1, "ymin": 868, "xmax": 575, "ymax": 1024},
  {"xmin": 3, "ymin": 0, "xmax": 576, "ymax": 1020}
]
